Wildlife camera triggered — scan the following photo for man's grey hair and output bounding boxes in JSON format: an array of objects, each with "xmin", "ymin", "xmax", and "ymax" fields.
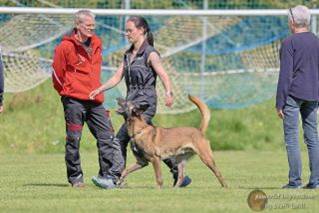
[
  {"xmin": 74, "ymin": 10, "xmax": 95, "ymax": 25},
  {"xmin": 288, "ymin": 5, "xmax": 311, "ymax": 28}
]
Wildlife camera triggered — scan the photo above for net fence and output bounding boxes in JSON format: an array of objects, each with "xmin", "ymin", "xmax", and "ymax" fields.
[
  {"xmin": 2, "ymin": 0, "xmax": 318, "ymax": 9},
  {"xmin": 1, "ymin": 0, "xmax": 318, "ymax": 113}
]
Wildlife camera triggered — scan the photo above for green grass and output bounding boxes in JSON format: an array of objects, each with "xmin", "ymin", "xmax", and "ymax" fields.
[
  {"xmin": 0, "ymin": 151, "xmax": 319, "ymax": 212},
  {"xmin": 0, "ymin": 80, "xmax": 286, "ymax": 153},
  {"xmin": 1, "ymin": 80, "xmax": 318, "ymax": 212}
]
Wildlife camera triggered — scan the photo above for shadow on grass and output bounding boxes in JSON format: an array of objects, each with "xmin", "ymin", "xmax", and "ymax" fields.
[
  {"xmin": 23, "ymin": 183, "xmax": 156, "ymax": 189},
  {"xmin": 23, "ymin": 183, "xmax": 69, "ymax": 187},
  {"xmin": 118, "ymin": 185, "xmax": 157, "ymax": 189}
]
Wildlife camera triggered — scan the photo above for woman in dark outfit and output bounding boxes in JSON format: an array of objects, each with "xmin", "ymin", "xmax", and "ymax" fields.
[{"xmin": 89, "ymin": 16, "xmax": 191, "ymax": 187}]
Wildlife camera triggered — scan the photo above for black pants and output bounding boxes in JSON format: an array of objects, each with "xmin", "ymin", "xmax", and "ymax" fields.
[
  {"xmin": 61, "ymin": 97, "xmax": 124, "ymax": 184},
  {"xmin": 114, "ymin": 107, "xmax": 179, "ymax": 177}
]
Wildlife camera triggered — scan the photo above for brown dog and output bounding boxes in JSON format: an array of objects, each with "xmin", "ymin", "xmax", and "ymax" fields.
[{"xmin": 116, "ymin": 95, "xmax": 227, "ymax": 188}]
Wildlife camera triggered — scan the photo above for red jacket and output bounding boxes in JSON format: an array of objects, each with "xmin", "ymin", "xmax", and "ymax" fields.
[{"xmin": 52, "ymin": 30, "xmax": 104, "ymax": 103}]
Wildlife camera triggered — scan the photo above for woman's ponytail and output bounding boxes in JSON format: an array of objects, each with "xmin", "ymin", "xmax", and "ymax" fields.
[{"xmin": 146, "ymin": 30, "xmax": 154, "ymax": 46}]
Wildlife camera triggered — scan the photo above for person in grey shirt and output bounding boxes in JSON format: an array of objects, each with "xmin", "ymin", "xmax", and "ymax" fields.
[{"xmin": 276, "ymin": 5, "xmax": 319, "ymax": 189}]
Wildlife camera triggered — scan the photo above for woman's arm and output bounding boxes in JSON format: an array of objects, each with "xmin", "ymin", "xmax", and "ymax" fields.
[
  {"xmin": 89, "ymin": 62, "xmax": 125, "ymax": 100},
  {"xmin": 148, "ymin": 52, "xmax": 174, "ymax": 107}
]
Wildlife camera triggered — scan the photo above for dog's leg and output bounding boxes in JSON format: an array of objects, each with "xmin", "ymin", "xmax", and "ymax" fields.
[
  {"xmin": 196, "ymin": 140, "xmax": 228, "ymax": 188},
  {"xmin": 174, "ymin": 160, "xmax": 186, "ymax": 188},
  {"xmin": 118, "ymin": 163, "xmax": 145, "ymax": 186},
  {"xmin": 150, "ymin": 157, "xmax": 163, "ymax": 189}
]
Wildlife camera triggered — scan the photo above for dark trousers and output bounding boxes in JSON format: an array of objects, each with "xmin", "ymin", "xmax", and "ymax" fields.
[
  {"xmin": 61, "ymin": 97, "xmax": 124, "ymax": 184},
  {"xmin": 114, "ymin": 111, "xmax": 179, "ymax": 177}
]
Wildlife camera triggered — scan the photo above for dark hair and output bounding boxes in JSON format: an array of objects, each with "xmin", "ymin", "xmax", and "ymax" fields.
[{"xmin": 127, "ymin": 16, "xmax": 154, "ymax": 46}]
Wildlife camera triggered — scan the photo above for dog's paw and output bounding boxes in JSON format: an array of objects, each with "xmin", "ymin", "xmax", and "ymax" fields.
[{"xmin": 116, "ymin": 179, "xmax": 127, "ymax": 188}]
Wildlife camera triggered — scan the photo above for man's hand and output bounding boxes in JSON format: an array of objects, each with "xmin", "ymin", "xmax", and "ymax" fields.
[
  {"xmin": 0, "ymin": 105, "xmax": 3, "ymax": 113},
  {"xmin": 277, "ymin": 108, "xmax": 284, "ymax": 119}
]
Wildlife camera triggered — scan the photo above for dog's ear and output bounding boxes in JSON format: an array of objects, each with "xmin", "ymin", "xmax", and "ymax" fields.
[
  {"xmin": 116, "ymin": 97, "xmax": 126, "ymax": 107},
  {"xmin": 132, "ymin": 102, "xmax": 149, "ymax": 116},
  {"xmin": 116, "ymin": 98, "xmax": 127, "ymax": 115}
]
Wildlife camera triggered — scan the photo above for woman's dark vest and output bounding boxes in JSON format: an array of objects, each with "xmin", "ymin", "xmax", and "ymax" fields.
[{"xmin": 123, "ymin": 41, "xmax": 159, "ymax": 112}]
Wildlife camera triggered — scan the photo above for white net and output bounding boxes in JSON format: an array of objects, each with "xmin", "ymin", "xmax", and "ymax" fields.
[
  {"xmin": 0, "ymin": 13, "xmax": 73, "ymax": 92},
  {"xmin": 1, "ymin": 6, "xmax": 317, "ymax": 113},
  {"xmin": 105, "ymin": 14, "xmax": 288, "ymax": 112},
  {"xmin": 2, "ymin": 51, "xmax": 51, "ymax": 92}
]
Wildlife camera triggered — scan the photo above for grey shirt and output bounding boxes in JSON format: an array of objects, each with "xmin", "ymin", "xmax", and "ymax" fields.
[{"xmin": 276, "ymin": 32, "xmax": 319, "ymax": 109}]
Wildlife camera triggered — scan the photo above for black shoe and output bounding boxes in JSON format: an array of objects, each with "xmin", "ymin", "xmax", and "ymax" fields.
[
  {"xmin": 173, "ymin": 175, "xmax": 192, "ymax": 187},
  {"xmin": 303, "ymin": 183, "xmax": 319, "ymax": 189},
  {"xmin": 282, "ymin": 183, "xmax": 302, "ymax": 189}
]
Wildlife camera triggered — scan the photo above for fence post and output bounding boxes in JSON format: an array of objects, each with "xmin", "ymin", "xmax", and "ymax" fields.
[
  {"xmin": 311, "ymin": 5, "xmax": 317, "ymax": 35},
  {"xmin": 200, "ymin": 0, "xmax": 208, "ymax": 98}
]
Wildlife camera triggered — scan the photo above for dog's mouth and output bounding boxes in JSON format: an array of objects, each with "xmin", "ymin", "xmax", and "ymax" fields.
[
  {"xmin": 116, "ymin": 107, "xmax": 129, "ymax": 118},
  {"xmin": 116, "ymin": 108, "xmax": 124, "ymax": 114}
]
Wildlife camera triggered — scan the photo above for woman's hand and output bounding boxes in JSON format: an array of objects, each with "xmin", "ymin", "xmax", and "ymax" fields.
[
  {"xmin": 89, "ymin": 62, "xmax": 124, "ymax": 100},
  {"xmin": 89, "ymin": 87, "xmax": 102, "ymax": 100},
  {"xmin": 165, "ymin": 92, "xmax": 174, "ymax": 107}
]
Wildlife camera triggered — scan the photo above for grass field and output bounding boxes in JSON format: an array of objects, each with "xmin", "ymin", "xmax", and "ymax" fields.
[
  {"xmin": 1, "ymin": 80, "xmax": 318, "ymax": 212},
  {"xmin": 1, "ymin": 150, "xmax": 319, "ymax": 212}
]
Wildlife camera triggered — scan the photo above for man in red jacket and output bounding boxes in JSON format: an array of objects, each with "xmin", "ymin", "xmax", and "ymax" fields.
[{"xmin": 52, "ymin": 10, "xmax": 124, "ymax": 188}]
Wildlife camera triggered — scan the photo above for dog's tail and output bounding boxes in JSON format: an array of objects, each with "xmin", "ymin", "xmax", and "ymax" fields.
[{"xmin": 188, "ymin": 95, "xmax": 211, "ymax": 134}]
